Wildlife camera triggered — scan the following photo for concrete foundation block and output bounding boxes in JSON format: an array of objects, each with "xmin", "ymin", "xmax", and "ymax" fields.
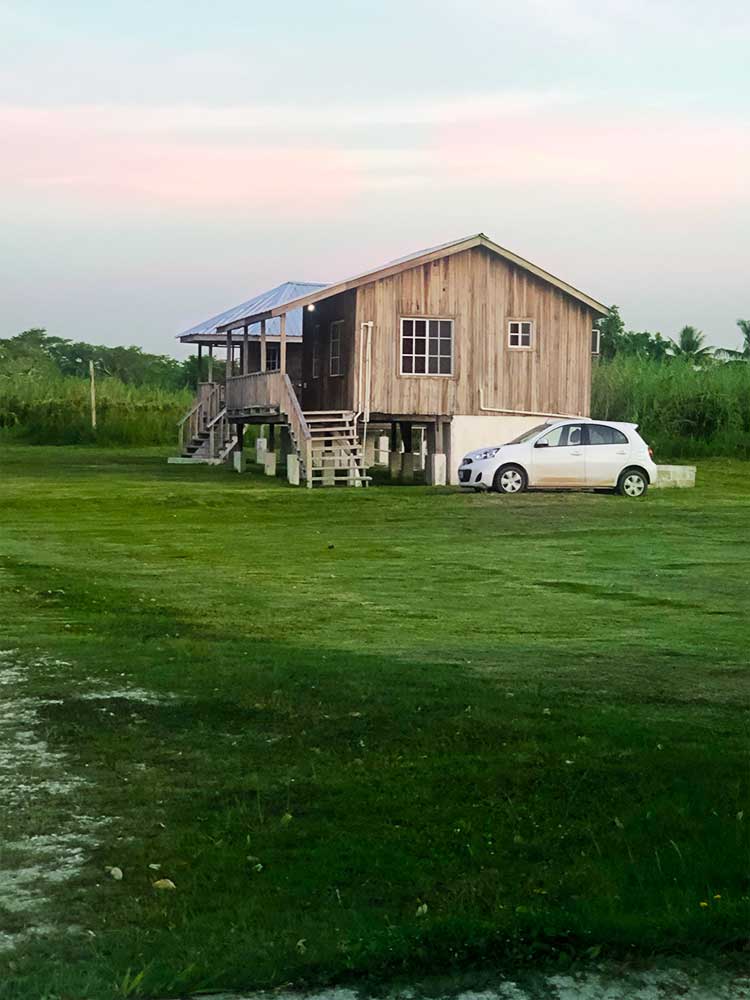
[
  {"xmin": 426, "ymin": 453, "xmax": 447, "ymax": 486},
  {"xmin": 389, "ymin": 451, "xmax": 402, "ymax": 480},
  {"xmin": 654, "ymin": 464, "xmax": 696, "ymax": 488},
  {"xmin": 376, "ymin": 435, "xmax": 389, "ymax": 465},
  {"xmin": 232, "ymin": 452, "xmax": 246, "ymax": 474},
  {"xmin": 256, "ymin": 437, "xmax": 267, "ymax": 464},
  {"xmin": 287, "ymin": 454, "xmax": 300, "ymax": 486},
  {"xmin": 263, "ymin": 451, "xmax": 277, "ymax": 477},
  {"xmin": 401, "ymin": 453, "xmax": 416, "ymax": 482}
]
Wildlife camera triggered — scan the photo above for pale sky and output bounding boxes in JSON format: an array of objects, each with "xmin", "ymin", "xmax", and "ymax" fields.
[{"xmin": 1, "ymin": 0, "xmax": 748, "ymax": 356}]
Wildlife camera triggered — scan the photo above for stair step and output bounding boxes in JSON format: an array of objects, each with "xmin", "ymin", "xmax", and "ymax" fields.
[
  {"xmin": 308, "ymin": 427, "xmax": 357, "ymax": 435},
  {"xmin": 310, "ymin": 471, "xmax": 370, "ymax": 478},
  {"xmin": 304, "ymin": 410, "xmax": 355, "ymax": 418},
  {"xmin": 311, "ymin": 444, "xmax": 362, "ymax": 458}
]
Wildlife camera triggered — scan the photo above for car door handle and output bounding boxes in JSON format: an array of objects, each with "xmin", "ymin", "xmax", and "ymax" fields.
[
  {"xmin": 616, "ymin": 449, "xmax": 627, "ymax": 454},
  {"xmin": 569, "ymin": 450, "xmax": 582, "ymax": 456}
]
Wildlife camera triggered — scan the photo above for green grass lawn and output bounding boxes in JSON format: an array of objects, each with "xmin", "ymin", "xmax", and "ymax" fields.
[{"xmin": 0, "ymin": 446, "xmax": 747, "ymax": 999}]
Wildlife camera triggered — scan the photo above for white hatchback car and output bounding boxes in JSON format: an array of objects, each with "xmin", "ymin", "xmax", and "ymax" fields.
[{"xmin": 458, "ymin": 420, "xmax": 657, "ymax": 497}]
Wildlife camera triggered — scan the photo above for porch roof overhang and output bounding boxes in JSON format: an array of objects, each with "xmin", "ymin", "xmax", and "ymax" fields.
[
  {"xmin": 216, "ymin": 233, "xmax": 609, "ymax": 333},
  {"xmin": 178, "ymin": 280, "xmax": 328, "ymax": 346}
]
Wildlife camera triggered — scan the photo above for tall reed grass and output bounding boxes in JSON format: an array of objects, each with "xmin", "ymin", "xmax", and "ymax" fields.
[
  {"xmin": 592, "ymin": 357, "xmax": 750, "ymax": 458},
  {"xmin": 0, "ymin": 372, "xmax": 191, "ymax": 445}
]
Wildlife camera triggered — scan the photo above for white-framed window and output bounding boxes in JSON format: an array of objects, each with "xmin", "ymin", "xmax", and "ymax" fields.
[
  {"xmin": 400, "ymin": 317, "xmax": 453, "ymax": 376},
  {"xmin": 591, "ymin": 328, "xmax": 601, "ymax": 355},
  {"xmin": 508, "ymin": 320, "xmax": 534, "ymax": 349},
  {"xmin": 311, "ymin": 325, "xmax": 320, "ymax": 378},
  {"xmin": 266, "ymin": 344, "xmax": 280, "ymax": 371},
  {"xmin": 329, "ymin": 320, "xmax": 343, "ymax": 376}
]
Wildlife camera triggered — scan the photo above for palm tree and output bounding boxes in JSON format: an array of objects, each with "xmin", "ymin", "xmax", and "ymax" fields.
[
  {"xmin": 715, "ymin": 319, "xmax": 750, "ymax": 361},
  {"xmin": 669, "ymin": 325, "xmax": 714, "ymax": 365}
]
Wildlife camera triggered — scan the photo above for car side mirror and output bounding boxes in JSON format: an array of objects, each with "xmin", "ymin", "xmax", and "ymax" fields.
[{"xmin": 534, "ymin": 440, "xmax": 549, "ymax": 448}]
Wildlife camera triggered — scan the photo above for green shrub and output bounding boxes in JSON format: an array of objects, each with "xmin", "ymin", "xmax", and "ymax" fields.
[
  {"xmin": 0, "ymin": 372, "xmax": 191, "ymax": 446},
  {"xmin": 592, "ymin": 357, "xmax": 750, "ymax": 458}
]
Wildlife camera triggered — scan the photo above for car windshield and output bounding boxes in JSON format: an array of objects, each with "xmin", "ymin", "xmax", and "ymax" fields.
[{"xmin": 506, "ymin": 423, "xmax": 554, "ymax": 445}]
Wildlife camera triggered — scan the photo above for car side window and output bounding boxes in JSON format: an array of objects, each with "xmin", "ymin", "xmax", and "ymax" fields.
[
  {"xmin": 567, "ymin": 425, "xmax": 583, "ymax": 446},
  {"xmin": 537, "ymin": 424, "xmax": 583, "ymax": 448},
  {"xmin": 587, "ymin": 424, "xmax": 628, "ymax": 446}
]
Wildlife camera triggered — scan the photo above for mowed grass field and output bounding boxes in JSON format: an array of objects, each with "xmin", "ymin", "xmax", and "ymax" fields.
[{"xmin": 0, "ymin": 446, "xmax": 747, "ymax": 999}]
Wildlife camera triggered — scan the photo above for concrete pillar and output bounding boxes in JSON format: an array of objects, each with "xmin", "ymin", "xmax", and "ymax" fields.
[
  {"xmin": 233, "ymin": 451, "xmax": 246, "ymax": 473},
  {"xmin": 256, "ymin": 437, "xmax": 267, "ymax": 464},
  {"xmin": 287, "ymin": 454, "xmax": 300, "ymax": 486},
  {"xmin": 426, "ymin": 454, "xmax": 447, "ymax": 486},
  {"xmin": 263, "ymin": 452, "xmax": 277, "ymax": 477},
  {"xmin": 364, "ymin": 433, "xmax": 376, "ymax": 468},
  {"xmin": 322, "ymin": 458, "xmax": 335, "ymax": 487},
  {"xmin": 401, "ymin": 452, "xmax": 416, "ymax": 482},
  {"xmin": 376, "ymin": 435, "xmax": 389, "ymax": 465},
  {"xmin": 389, "ymin": 451, "xmax": 402, "ymax": 480}
]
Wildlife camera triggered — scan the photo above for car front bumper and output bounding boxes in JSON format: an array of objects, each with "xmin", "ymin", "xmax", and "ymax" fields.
[{"xmin": 458, "ymin": 459, "xmax": 496, "ymax": 489}]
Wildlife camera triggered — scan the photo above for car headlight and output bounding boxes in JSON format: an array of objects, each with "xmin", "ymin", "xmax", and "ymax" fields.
[{"xmin": 477, "ymin": 448, "xmax": 500, "ymax": 460}]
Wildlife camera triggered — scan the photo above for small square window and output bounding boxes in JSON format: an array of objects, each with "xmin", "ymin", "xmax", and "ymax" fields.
[
  {"xmin": 591, "ymin": 328, "xmax": 601, "ymax": 355},
  {"xmin": 508, "ymin": 320, "xmax": 534, "ymax": 349}
]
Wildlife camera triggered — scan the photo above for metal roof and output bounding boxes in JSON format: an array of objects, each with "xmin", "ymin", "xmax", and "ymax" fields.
[
  {"xmin": 178, "ymin": 281, "xmax": 327, "ymax": 343},
  {"xmin": 216, "ymin": 234, "xmax": 609, "ymax": 332}
]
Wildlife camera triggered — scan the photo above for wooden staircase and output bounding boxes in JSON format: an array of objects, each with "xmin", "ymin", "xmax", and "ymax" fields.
[
  {"xmin": 170, "ymin": 383, "xmax": 237, "ymax": 465},
  {"xmin": 301, "ymin": 411, "xmax": 370, "ymax": 487}
]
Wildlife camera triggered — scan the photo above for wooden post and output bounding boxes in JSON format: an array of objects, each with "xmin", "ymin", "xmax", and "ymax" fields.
[
  {"xmin": 225, "ymin": 330, "xmax": 232, "ymax": 381},
  {"xmin": 242, "ymin": 324, "xmax": 249, "ymax": 375},
  {"xmin": 89, "ymin": 360, "xmax": 97, "ymax": 431},
  {"xmin": 280, "ymin": 312, "xmax": 287, "ymax": 374},
  {"xmin": 208, "ymin": 344, "xmax": 214, "ymax": 382},
  {"xmin": 260, "ymin": 318, "xmax": 267, "ymax": 373},
  {"xmin": 197, "ymin": 343, "xmax": 203, "ymax": 378}
]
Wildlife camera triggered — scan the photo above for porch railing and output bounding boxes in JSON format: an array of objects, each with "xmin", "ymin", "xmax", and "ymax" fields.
[
  {"xmin": 225, "ymin": 370, "xmax": 283, "ymax": 412},
  {"xmin": 280, "ymin": 373, "xmax": 312, "ymax": 487}
]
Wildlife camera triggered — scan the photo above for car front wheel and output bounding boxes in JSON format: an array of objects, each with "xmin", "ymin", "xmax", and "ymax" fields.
[
  {"xmin": 493, "ymin": 465, "xmax": 527, "ymax": 494},
  {"xmin": 617, "ymin": 468, "xmax": 648, "ymax": 497}
]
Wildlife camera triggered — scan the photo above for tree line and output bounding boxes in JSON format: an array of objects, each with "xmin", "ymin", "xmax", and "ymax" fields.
[
  {"xmin": 596, "ymin": 309, "xmax": 750, "ymax": 365},
  {"xmin": 0, "ymin": 328, "xmax": 204, "ymax": 390}
]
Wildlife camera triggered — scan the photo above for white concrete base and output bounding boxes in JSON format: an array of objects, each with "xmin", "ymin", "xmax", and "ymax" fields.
[
  {"xmin": 401, "ymin": 453, "xmax": 416, "ymax": 482},
  {"xmin": 232, "ymin": 452, "xmax": 246, "ymax": 473},
  {"xmin": 654, "ymin": 464, "xmax": 696, "ymax": 488},
  {"xmin": 376, "ymin": 435, "xmax": 389, "ymax": 466},
  {"xmin": 287, "ymin": 454, "xmax": 300, "ymax": 486},
  {"xmin": 389, "ymin": 451, "xmax": 402, "ymax": 480},
  {"xmin": 425, "ymin": 453, "xmax": 447, "ymax": 486},
  {"xmin": 364, "ymin": 434, "xmax": 376, "ymax": 468},
  {"xmin": 256, "ymin": 437, "xmax": 267, "ymax": 464},
  {"xmin": 449, "ymin": 415, "xmax": 552, "ymax": 485},
  {"xmin": 263, "ymin": 452, "xmax": 277, "ymax": 477}
]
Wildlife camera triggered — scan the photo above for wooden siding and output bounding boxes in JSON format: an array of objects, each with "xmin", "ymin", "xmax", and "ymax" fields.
[
  {"xmin": 352, "ymin": 246, "xmax": 594, "ymax": 419},
  {"xmin": 301, "ymin": 290, "xmax": 356, "ymax": 411}
]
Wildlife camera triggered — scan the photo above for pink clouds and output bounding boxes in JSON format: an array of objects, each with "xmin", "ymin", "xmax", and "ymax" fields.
[
  {"xmin": 1, "ymin": 101, "xmax": 748, "ymax": 220},
  {"xmin": 0, "ymin": 107, "xmax": 362, "ymax": 217},
  {"xmin": 435, "ymin": 112, "xmax": 750, "ymax": 211}
]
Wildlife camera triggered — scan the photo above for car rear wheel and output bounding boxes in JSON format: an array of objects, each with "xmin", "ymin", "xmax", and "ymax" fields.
[
  {"xmin": 617, "ymin": 468, "xmax": 648, "ymax": 497},
  {"xmin": 493, "ymin": 465, "xmax": 527, "ymax": 494}
]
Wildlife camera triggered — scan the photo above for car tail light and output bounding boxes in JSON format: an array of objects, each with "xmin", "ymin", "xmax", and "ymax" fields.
[{"xmin": 648, "ymin": 447, "xmax": 654, "ymax": 459}]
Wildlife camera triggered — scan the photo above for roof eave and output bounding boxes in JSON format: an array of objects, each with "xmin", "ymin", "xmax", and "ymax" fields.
[{"xmin": 216, "ymin": 235, "xmax": 609, "ymax": 330}]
